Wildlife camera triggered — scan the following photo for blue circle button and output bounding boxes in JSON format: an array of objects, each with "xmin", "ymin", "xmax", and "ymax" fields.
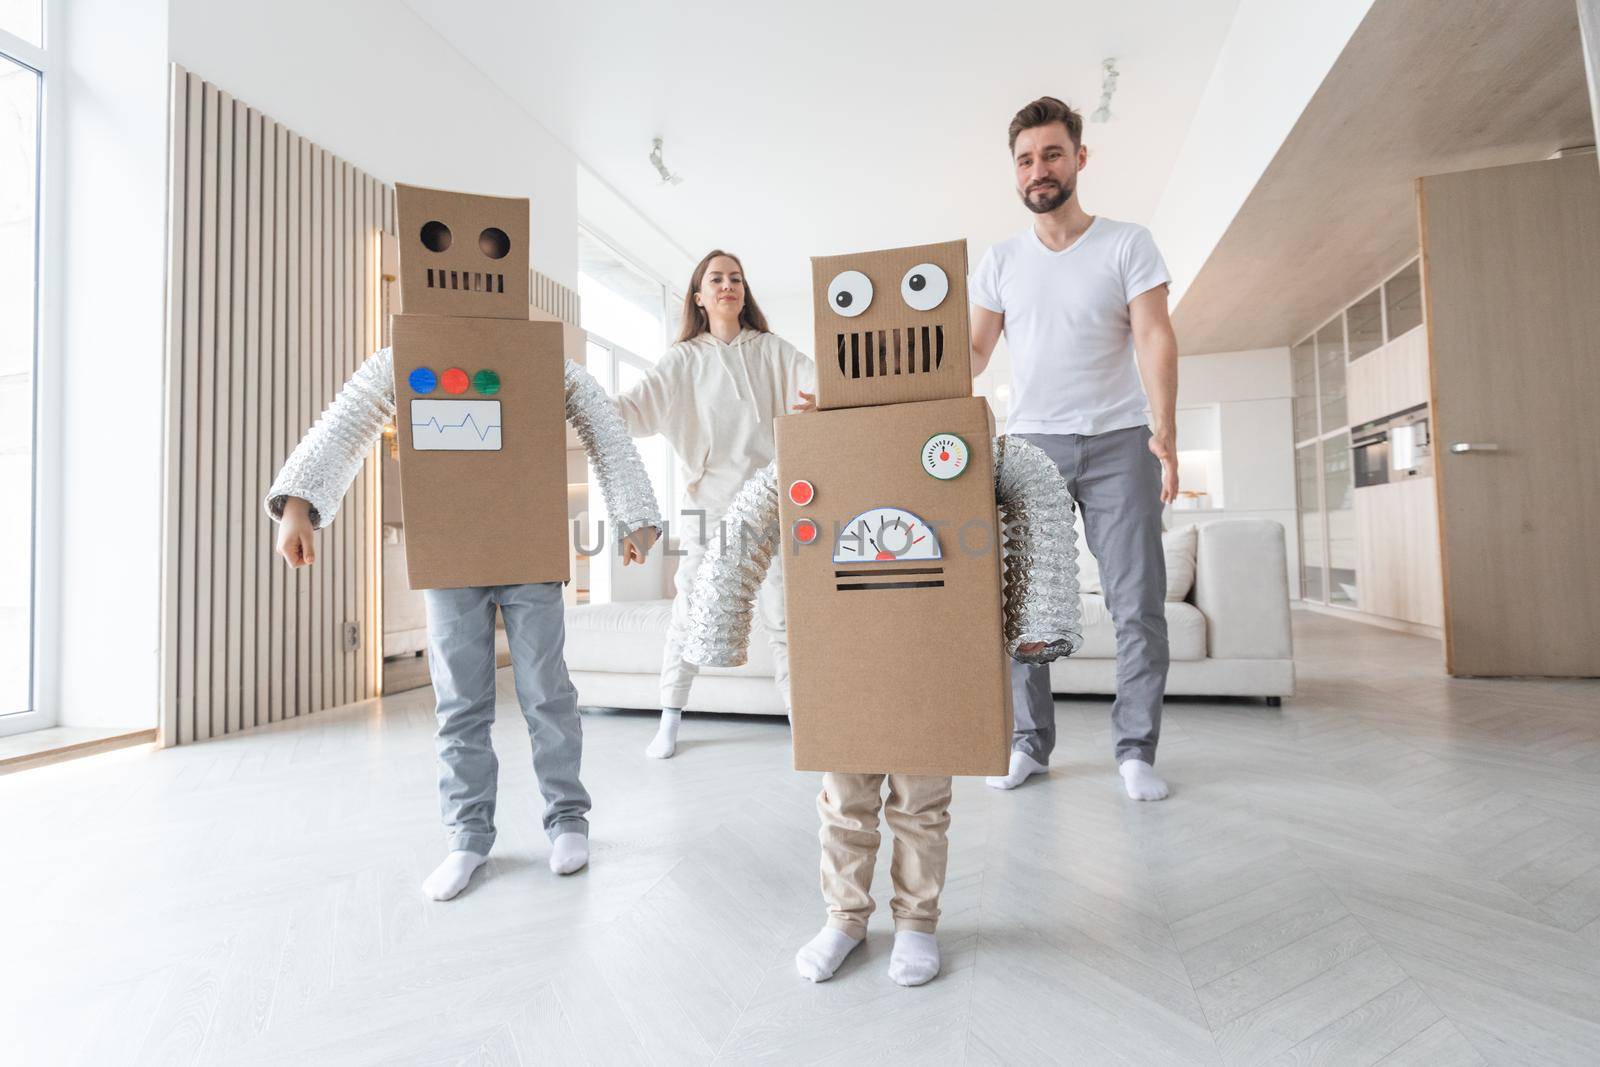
[{"xmin": 409, "ymin": 367, "xmax": 438, "ymax": 394}]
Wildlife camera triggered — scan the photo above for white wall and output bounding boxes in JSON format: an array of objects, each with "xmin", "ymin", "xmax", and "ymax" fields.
[
  {"xmin": 169, "ymin": 0, "xmax": 580, "ymax": 286},
  {"xmin": 1173, "ymin": 347, "xmax": 1301, "ymax": 598},
  {"xmin": 1152, "ymin": 0, "xmax": 1376, "ymax": 303},
  {"xmin": 46, "ymin": 0, "xmax": 171, "ymax": 729}
]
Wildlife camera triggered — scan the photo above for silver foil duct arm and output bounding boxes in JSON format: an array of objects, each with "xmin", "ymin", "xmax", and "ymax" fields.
[
  {"xmin": 564, "ymin": 359, "xmax": 664, "ymax": 536},
  {"xmin": 680, "ymin": 463, "xmax": 780, "ymax": 668},
  {"xmin": 993, "ymin": 435, "xmax": 1083, "ymax": 664},
  {"xmin": 264, "ymin": 347, "xmax": 396, "ymax": 529}
]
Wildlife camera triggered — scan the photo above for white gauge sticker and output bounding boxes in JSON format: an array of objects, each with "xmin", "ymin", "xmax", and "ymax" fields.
[
  {"xmin": 833, "ymin": 507, "xmax": 943, "ymax": 563},
  {"xmin": 922, "ymin": 433, "xmax": 967, "ymax": 479}
]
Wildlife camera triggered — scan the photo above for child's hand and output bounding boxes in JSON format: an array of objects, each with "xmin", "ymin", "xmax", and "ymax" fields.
[
  {"xmin": 1017, "ymin": 641, "xmax": 1046, "ymax": 655},
  {"xmin": 791, "ymin": 389, "xmax": 817, "ymax": 413},
  {"xmin": 622, "ymin": 525, "xmax": 660, "ymax": 566},
  {"xmin": 277, "ymin": 498, "xmax": 317, "ymax": 568}
]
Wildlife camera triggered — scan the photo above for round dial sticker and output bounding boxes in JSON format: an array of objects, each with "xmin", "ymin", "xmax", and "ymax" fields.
[{"xmin": 922, "ymin": 433, "xmax": 968, "ymax": 480}]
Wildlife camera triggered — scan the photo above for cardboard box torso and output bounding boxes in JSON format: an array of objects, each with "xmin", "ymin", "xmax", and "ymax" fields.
[
  {"xmin": 775, "ymin": 396, "xmax": 1012, "ymax": 776},
  {"xmin": 391, "ymin": 314, "xmax": 568, "ymax": 590}
]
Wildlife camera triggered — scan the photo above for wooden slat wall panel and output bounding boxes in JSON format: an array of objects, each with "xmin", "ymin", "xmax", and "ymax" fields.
[{"xmin": 159, "ymin": 65, "xmax": 392, "ymax": 745}]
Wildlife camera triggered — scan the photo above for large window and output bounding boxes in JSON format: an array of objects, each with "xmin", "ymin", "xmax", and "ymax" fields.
[
  {"xmin": 577, "ymin": 227, "xmax": 682, "ymax": 523},
  {"xmin": 1, "ymin": 10, "xmax": 44, "ymax": 723}
]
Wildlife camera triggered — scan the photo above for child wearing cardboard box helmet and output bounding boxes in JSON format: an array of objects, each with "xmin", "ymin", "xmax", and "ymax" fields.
[
  {"xmin": 681, "ymin": 239, "xmax": 1084, "ymax": 985},
  {"xmin": 612, "ymin": 250, "xmax": 814, "ymax": 759},
  {"xmin": 267, "ymin": 185, "xmax": 661, "ymax": 902}
]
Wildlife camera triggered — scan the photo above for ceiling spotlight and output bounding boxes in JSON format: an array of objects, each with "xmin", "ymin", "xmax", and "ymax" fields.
[
  {"xmin": 649, "ymin": 137, "xmax": 683, "ymax": 186},
  {"xmin": 1091, "ymin": 58, "xmax": 1119, "ymax": 123}
]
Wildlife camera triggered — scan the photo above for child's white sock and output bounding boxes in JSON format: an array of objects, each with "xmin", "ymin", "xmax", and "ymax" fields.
[
  {"xmin": 887, "ymin": 930, "xmax": 941, "ymax": 987},
  {"xmin": 985, "ymin": 750, "xmax": 1047, "ymax": 790},
  {"xmin": 549, "ymin": 831, "xmax": 589, "ymax": 875},
  {"xmin": 795, "ymin": 926, "xmax": 862, "ymax": 982},
  {"xmin": 422, "ymin": 849, "xmax": 487, "ymax": 901},
  {"xmin": 1119, "ymin": 758, "xmax": 1170, "ymax": 801},
  {"xmin": 645, "ymin": 708, "xmax": 682, "ymax": 759}
]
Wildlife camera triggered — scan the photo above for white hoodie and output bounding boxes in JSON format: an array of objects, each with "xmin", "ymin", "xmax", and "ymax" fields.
[{"xmin": 615, "ymin": 328, "xmax": 814, "ymax": 523}]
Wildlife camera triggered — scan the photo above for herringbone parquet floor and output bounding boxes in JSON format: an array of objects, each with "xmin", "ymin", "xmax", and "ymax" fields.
[{"xmin": 4, "ymin": 611, "xmax": 1598, "ymax": 1065}]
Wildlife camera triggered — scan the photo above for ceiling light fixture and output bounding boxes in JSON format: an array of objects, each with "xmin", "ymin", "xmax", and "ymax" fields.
[
  {"xmin": 649, "ymin": 137, "xmax": 683, "ymax": 186},
  {"xmin": 1091, "ymin": 58, "xmax": 1119, "ymax": 123}
]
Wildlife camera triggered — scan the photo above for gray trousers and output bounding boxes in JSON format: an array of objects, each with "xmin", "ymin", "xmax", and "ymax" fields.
[
  {"xmin": 423, "ymin": 582, "xmax": 590, "ymax": 855},
  {"xmin": 1010, "ymin": 426, "xmax": 1169, "ymax": 765}
]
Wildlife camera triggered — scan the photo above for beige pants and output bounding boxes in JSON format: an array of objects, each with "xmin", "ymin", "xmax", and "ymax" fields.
[{"xmin": 817, "ymin": 772, "xmax": 953, "ymax": 937}]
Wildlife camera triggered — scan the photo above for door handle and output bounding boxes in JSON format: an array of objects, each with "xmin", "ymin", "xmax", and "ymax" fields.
[{"xmin": 1449, "ymin": 443, "xmax": 1501, "ymax": 453}]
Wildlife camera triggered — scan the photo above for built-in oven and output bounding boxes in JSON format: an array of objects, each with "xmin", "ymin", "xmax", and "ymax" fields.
[{"xmin": 1352, "ymin": 403, "xmax": 1432, "ymax": 488}]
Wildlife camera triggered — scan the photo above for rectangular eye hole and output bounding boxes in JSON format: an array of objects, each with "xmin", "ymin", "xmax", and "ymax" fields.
[
  {"xmin": 850, "ymin": 332, "xmax": 860, "ymax": 379},
  {"xmin": 836, "ymin": 334, "xmax": 847, "ymax": 377},
  {"xmin": 921, "ymin": 325, "xmax": 932, "ymax": 373},
  {"xmin": 426, "ymin": 268, "xmax": 435, "ymax": 289},
  {"xmin": 935, "ymin": 325, "xmax": 944, "ymax": 369},
  {"xmin": 863, "ymin": 330, "xmax": 874, "ymax": 378},
  {"xmin": 496, "ymin": 273, "xmax": 504, "ymax": 293},
  {"xmin": 877, "ymin": 331, "xmax": 888, "ymax": 376},
  {"xmin": 892, "ymin": 327, "xmax": 902, "ymax": 376}
]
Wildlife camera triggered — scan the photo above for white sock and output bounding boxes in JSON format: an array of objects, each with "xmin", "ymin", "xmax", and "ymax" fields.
[
  {"xmin": 887, "ymin": 930, "xmax": 941, "ymax": 987},
  {"xmin": 985, "ymin": 750, "xmax": 1048, "ymax": 790},
  {"xmin": 549, "ymin": 831, "xmax": 589, "ymax": 875},
  {"xmin": 645, "ymin": 708, "xmax": 682, "ymax": 759},
  {"xmin": 795, "ymin": 926, "xmax": 862, "ymax": 982},
  {"xmin": 422, "ymin": 849, "xmax": 487, "ymax": 901},
  {"xmin": 1120, "ymin": 759, "xmax": 1170, "ymax": 801}
]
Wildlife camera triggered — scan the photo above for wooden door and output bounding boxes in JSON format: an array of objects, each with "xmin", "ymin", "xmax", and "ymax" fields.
[{"xmin": 1418, "ymin": 154, "xmax": 1600, "ymax": 675}]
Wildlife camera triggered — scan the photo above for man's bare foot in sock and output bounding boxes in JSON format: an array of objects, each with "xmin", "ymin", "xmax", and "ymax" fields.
[
  {"xmin": 795, "ymin": 927, "xmax": 862, "ymax": 982},
  {"xmin": 645, "ymin": 708, "xmax": 681, "ymax": 759},
  {"xmin": 422, "ymin": 850, "xmax": 487, "ymax": 901},
  {"xmin": 887, "ymin": 930, "xmax": 941, "ymax": 986},
  {"xmin": 549, "ymin": 831, "xmax": 589, "ymax": 875},
  {"xmin": 986, "ymin": 750, "xmax": 1047, "ymax": 790},
  {"xmin": 1120, "ymin": 759, "xmax": 1169, "ymax": 801}
]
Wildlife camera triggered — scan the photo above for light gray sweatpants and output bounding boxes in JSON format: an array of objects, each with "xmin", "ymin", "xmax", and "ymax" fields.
[
  {"xmin": 423, "ymin": 581, "xmax": 590, "ymax": 855},
  {"xmin": 1010, "ymin": 426, "xmax": 1169, "ymax": 766}
]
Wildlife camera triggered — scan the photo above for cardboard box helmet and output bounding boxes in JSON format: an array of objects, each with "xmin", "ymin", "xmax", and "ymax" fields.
[
  {"xmin": 395, "ymin": 183, "xmax": 531, "ymax": 319},
  {"xmin": 810, "ymin": 239, "xmax": 972, "ymax": 411}
]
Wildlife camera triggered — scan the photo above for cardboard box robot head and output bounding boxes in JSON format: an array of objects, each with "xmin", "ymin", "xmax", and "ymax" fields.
[
  {"xmin": 389, "ymin": 183, "xmax": 568, "ymax": 590},
  {"xmin": 395, "ymin": 183, "xmax": 531, "ymax": 319},
  {"xmin": 810, "ymin": 239, "xmax": 972, "ymax": 411}
]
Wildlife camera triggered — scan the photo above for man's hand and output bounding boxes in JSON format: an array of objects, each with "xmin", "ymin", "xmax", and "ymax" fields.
[
  {"xmin": 792, "ymin": 389, "xmax": 817, "ymax": 413},
  {"xmin": 276, "ymin": 497, "xmax": 317, "ymax": 568},
  {"xmin": 622, "ymin": 525, "xmax": 660, "ymax": 566},
  {"xmin": 1148, "ymin": 427, "xmax": 1179, "ymax": 504}
]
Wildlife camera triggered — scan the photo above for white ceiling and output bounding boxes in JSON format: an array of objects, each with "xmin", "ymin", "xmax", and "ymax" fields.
[{"xmin": 405, "ymin": 0, "xmax": 1243, "ymax": 306}]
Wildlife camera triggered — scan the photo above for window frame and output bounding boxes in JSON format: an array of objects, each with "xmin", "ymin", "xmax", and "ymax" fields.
[{"xmin": 0, "ymin": 11, "xmax": 56, "ymax": 736}]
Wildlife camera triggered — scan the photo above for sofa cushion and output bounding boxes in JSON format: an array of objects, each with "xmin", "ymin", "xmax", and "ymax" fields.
[
  {"xmin": 1073, "ymin": 594, "xmax": 1206, "ymax": 661},
  {"xmin": 564, "ymin": 599, "xmax": 776, "ymax": 677}
]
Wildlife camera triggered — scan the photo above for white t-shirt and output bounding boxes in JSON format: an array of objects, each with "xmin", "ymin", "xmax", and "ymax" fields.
[{"xmin": 970, "ymin": 218, "xmax": 1171, "ymax": 436}]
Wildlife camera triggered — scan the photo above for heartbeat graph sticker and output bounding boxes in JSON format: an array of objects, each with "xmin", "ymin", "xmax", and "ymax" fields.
[{"xmin": 410, "ymin": 399, "xmax": 503, "ymax": 452}]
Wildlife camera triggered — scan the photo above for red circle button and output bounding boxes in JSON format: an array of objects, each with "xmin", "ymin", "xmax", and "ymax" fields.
[
  {"xmin": 441, "ymin": 367, "xmax": 470, "ymax": 394},
  {"xmin": 793, "ymin": 518, "xmax": 818, "ymax": 544},
  {"xmin": 789, "ymin": 479, "xmax": 815, "ymax": 506}
]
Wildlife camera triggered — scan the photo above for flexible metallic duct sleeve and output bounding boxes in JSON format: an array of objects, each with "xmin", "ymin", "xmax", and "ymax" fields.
[
  {"xmin": 264, "ymin": 347, "xmax": 396, "ymax": 529},
  {"xmin": 679, "ymin": 463, "xmax": 780, "ymax": 668},
  {"xmin": 564, "ymin": 359, "xmax": 664, "ymax": 536},
  {"xmin": 993, "ymin": 435, "xmax": 1083, "ymax": 663}
]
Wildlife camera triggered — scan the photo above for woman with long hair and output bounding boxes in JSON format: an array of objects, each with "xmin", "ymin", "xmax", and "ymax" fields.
[{"xmin": 614, "ymin": 250, "xmax": 813, "ymax": 758}]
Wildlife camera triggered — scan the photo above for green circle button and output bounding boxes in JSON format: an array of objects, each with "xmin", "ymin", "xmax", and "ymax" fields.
[{"xmin": 472, "ymin": 369, "xmax": 501, "ymax": 395}]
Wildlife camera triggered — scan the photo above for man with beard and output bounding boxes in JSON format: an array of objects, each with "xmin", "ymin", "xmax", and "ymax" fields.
[{"xmin": 969, "ymin": 96, "xmax": 1179, "ymax": 801}]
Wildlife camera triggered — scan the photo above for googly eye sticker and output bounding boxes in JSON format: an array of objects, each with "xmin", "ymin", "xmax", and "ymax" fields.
[{"xmin": 827, "ymin": 270, "xmax": 873, "ymax": 318}]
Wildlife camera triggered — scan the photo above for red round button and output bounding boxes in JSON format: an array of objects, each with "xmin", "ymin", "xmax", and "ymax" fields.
[
  {"xmin": 789, "ymin": 479, "xmax": 815, "ymax": 506},
  {"xmin": 793, "ymin": 518, "xmax": 818, "ymax": 544},
  {"xmin": 441, "ymin": 367, "xmax": 470, "ymax": 394}
]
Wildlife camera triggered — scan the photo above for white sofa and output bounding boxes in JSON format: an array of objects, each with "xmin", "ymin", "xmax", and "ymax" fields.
[{"xmin": 563, "ymin": 518, "xmax": 1295, "ymax": 715}]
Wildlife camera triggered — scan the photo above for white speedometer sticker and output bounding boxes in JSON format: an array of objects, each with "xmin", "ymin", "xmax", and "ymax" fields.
[{"xmin": 922, "ymin": 433, "xmax": 967, "ymax": 479}]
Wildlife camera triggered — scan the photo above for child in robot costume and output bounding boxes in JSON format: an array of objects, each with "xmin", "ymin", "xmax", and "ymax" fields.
[
  {"xmin": 268, "ymin": 185, "xmax": 661, "ymax": 902},
  {"xmin": 680, "ymin": 239, "xmax": 1083, "ymax": 986}
]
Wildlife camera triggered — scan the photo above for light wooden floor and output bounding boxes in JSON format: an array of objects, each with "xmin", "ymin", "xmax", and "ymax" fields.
[{"xmin": 4, "ymin": 612, "xmax": 1599, "ymax": 1065}]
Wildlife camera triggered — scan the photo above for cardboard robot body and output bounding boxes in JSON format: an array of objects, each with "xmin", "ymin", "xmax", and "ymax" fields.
[
  {"xmin": 782, "ymin": 240, "xmax": 1011, "ymax": 776},
  {"xmin": 391, "ymin": 184, "xmax": 569, "ymax": 590}
]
